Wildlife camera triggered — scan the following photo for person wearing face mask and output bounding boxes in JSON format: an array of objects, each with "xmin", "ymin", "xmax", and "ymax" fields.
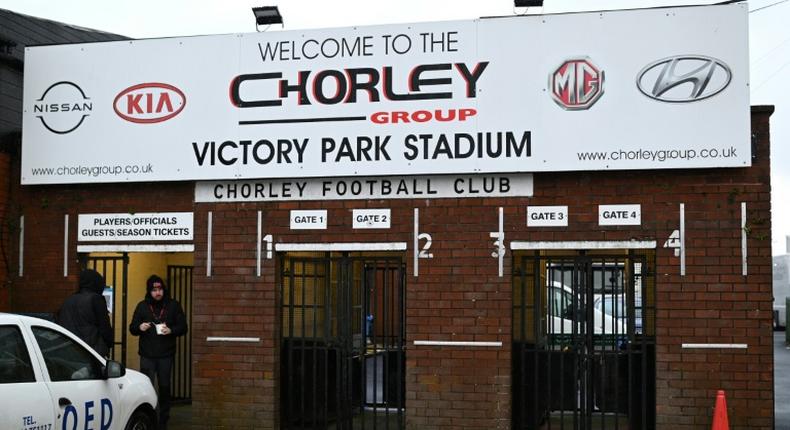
[{"xmin": 129, "ymin": 274, "xmax": 188, "ymax": 430}]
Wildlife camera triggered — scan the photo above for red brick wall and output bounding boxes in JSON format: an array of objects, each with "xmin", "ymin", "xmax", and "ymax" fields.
[
  {"xmin": 0, "ymin": 150, "xmax": 10, "ymax": 311},
  {"xmin": 8, "ymin": 107, "xmax": 774, "ymax": 429},
  {"xmin": 7, "ymin": 181, "xmax": 194, "ymax": 312}
]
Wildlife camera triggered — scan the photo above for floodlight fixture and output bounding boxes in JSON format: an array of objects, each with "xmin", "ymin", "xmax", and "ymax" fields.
[
  {"xmin": 514, "ymin": 0, "xmax": 544, "ymax": 6},
  {"xmin": 253, "ymin": 6, "xmax": 283, "ymax": 31}
]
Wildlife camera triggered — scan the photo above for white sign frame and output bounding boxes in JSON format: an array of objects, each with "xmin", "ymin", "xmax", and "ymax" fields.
[
  {"xmin": 290, "ymin": 210, "xmax": 328, "ymax": 230},
  {"xmin": 195, "ymin": 174, "xmax": 533, "ymax": 202},
  {"xmin": 77, "ymin": 212, "xmax": 194, "ymax": 242},
  {"xmin": 353, "ymin": 209, "xmax": 391, "ymax": 229},
  {"xmin": 527, "ymin": 206, "xmax": 569, "ymax": 227},
  {"xmin": 22, "ymin": 4, "xmax": 750, "ymax": 185},
  {"xmin": 598, "ymin": 204, "xmax": 641, "ymax": 226}
]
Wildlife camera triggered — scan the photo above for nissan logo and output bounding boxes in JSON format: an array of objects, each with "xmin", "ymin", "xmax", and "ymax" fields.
[{"xmin": 636, "ymin": 55, "xmax": 731, "ymax": 103}]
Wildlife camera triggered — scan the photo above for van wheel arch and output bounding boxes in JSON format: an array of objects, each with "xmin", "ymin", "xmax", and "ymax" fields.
[{"xmin": 124, "ymin": 403, "xmax": 157, "ymax": 430}]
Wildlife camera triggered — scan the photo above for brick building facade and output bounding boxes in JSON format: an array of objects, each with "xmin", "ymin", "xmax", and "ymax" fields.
[
  {"xmin": 1, "ymin": 107, "xmax": 774, "ymax": 429},
  {"xmin": 1, "ymin": 5, "xmax": 775, "ymax": 430}
]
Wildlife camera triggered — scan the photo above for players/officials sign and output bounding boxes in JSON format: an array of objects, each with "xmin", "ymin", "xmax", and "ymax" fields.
[{"xmin": 21, "ymin": 4, "xmax": 749, "ymax": 184}]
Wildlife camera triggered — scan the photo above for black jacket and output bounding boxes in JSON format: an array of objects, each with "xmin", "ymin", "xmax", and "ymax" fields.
[
  {"xmin": 129, "ymin": 295, "xmax": 188, "ymax": 358},
  {"xmin": 59, "ymin": 285, "xmax": 113, "ymax": 357}
]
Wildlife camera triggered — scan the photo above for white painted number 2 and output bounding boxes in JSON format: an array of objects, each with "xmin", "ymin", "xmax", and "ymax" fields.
[{"xmin": 418, "ymin": 233, "xmax": 433, "ymax": 258}]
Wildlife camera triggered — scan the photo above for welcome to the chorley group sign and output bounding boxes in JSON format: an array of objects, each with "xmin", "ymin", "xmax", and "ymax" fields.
[{"xmin": 21, "ymin": 3, "xmax": 748, "ymax": 184}]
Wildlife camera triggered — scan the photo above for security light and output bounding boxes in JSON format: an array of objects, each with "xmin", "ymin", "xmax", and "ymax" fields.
[
  {"xmin": 515, "ymin": 0, "xmax": 543, "ymax": 6},
  {"xmin": 252, "ymin": 6, "xmax": 283, "ymax": 30}
]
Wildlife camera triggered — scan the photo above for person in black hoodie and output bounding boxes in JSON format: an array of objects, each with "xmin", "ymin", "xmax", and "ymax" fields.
[
  {"xmin": 59, "ymin": 269, "xmax": 114, "ymax": 357},
  {"xmin": 129, "ymin": 274, "xmax": 187, "ymax": 430}
]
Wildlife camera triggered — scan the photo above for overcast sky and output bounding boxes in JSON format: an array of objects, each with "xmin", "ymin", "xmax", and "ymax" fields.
[{"xmin": 1, "ymin": 0, "xmax": 788, "ymax": 255}]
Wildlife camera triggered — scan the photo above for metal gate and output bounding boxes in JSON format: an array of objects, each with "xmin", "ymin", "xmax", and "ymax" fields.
[
  {"xmin": 280, "ymin": 253, "xmax": 405, "ymax": 430},
  {"xmin": 513, "ymin": 251, "xmax": 656, "ymax": 430},
  {"xmin": 167, "ymin": 265, "xmax": 193, "ymax": 402},
  {"xmin": 85, "ymin": 254, "xmax": 128, "ymax": 365}
]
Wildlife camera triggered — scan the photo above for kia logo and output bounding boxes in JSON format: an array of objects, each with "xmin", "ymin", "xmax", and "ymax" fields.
[
  {"xmin": 33, "ymin": 81, "xmax": 92, "ymax": 134},
  {"xmin": 549, "ymin": 57, "xmax": 604, "ymax": 110},
  {"xmin": 636, "ymin": 55, "xmax": 731, "ymax": 103},
  {"xmin": 113, "ymin": 83, "xmax": 186, "ymax": 123}
]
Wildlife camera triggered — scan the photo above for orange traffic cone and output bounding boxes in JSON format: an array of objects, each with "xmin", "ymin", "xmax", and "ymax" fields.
[{"xmin": 711, "ymin": 389, "xmax": 730, "ymax": 430}]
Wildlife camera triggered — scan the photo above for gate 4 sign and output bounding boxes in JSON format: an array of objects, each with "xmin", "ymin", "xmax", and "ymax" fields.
[{"xmin": 598, "ymin": 205, "xmax": 641, "ymax": 226}]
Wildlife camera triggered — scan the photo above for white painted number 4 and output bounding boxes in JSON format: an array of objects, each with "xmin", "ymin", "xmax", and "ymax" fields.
[{"xmin": 663, "ymin": 230, "xmax": 680, "ymax": 257}]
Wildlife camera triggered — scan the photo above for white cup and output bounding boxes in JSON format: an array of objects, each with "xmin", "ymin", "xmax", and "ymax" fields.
[{"xmin": 155, "ymin": 323, "xmax": 166, "ymax": 335}]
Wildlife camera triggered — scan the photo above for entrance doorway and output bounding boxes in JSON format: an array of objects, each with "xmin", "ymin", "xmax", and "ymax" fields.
[
  {"xmin": 84, "ymin": 251, "xmax": 194, "ymax": 401},
  {"xmin": 512, "ymin": 250, "xmax": 656, "ymax": 429},
  {"xmin": 280, "ymin": 252, "xmax": 406, "ymax": 430}
]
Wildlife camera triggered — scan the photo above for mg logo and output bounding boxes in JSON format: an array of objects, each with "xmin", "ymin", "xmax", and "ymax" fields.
[
  {"xmin": 636, "ymin": 55, "xmax": 731, "ymax": 103},
  {"xmin": 550, "ymin": 58, "xmax": 604, "ymax": 110}
]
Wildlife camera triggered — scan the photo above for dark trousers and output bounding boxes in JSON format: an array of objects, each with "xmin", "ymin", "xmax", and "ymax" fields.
[{"xmin": 140, "ymin": 355, "xmax": 174, "ymax": 427}]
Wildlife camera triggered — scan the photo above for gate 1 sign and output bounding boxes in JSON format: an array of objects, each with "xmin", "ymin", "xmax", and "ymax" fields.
[
  {"xmin": 21, "ymin": 4, "xmax": 749, "ymax": 184},
  {"xmin": 77, "ymin": 212, "xmax": 193, "ymax": 241},
  {"xmin": 290, "ymin": 210, "xmax": 328, "ymax": 230}
]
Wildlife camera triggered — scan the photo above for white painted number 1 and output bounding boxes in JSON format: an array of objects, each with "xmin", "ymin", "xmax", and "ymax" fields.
[{"xmin": 263, "ymin": 234, "xmax": 273, "ymax": 259}]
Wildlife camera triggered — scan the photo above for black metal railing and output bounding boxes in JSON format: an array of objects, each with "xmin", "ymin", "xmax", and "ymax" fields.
[
  {"xmin": 168, "ymin": 265, "xmax": 193, "ymax": 403},
  {"xmin": 280, "ymin": 253, "xmax": 405, "ymax": 430},
  {"xmin": 86, "ymin": 254, "xmax": 128, "ymax": 365},
  {"xmin": 513, "ymin": 251, "xmax": 656, "ymax": 430}
]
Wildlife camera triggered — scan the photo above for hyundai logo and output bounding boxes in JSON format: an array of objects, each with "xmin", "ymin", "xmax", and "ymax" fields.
[{"xmin": 636, "ymin": 55, "xmax": 731, "ymax": 103}]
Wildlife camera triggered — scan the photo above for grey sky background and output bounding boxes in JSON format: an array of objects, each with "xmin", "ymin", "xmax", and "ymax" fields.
[{"xmin": 1, "ymin": 0, "xmax": 787, "ymax": 255}]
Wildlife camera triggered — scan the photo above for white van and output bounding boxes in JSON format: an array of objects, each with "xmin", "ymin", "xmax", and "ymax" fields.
[
  {"xmin": 547, "ymin": 282, "xmax": 625, "ymax": 336},
  {"xmin": 0, "ymin": 313, "xmax": 158, "ymax": 430}
]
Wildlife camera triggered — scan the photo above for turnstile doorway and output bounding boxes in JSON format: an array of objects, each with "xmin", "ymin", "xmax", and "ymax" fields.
[
  {"xmin": 280, "ymin": 252, "xmax": 406, "ymax": 430},
  {"xmin": 512, "ymin": 250, "xmax": 656, "ymax": 430}
]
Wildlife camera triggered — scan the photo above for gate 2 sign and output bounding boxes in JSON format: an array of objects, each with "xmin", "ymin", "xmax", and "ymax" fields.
[{"xmin": 21, "ymin": 4, "xmax": 749, "ymax": 185}]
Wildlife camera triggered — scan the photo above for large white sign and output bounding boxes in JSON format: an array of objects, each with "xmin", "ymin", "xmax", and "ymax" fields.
[
  {"xmin": 21, "ymin": 4, "xmax": 749, "ymax": 184},
  {"xmin": 78, "ymin": 212, "xmax": 193, "ymax": 241},
  {"xmin": 195, "ymin": 174, "xmax": 533, "ymax": 202}
]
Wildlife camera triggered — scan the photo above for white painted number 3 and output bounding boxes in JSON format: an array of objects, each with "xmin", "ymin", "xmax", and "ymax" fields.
[
  {"xmin": 490, "ymin": 232, "xmax": 505, "ymax": 258},
  {"xmin": 418, "ymin": 233, "xmax": 433, "ymax": 258}
]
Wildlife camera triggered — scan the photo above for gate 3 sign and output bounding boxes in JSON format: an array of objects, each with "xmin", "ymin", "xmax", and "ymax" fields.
[{"xmin": 21, "ymin": 4, "xmax": 749, "ymax": 185}]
